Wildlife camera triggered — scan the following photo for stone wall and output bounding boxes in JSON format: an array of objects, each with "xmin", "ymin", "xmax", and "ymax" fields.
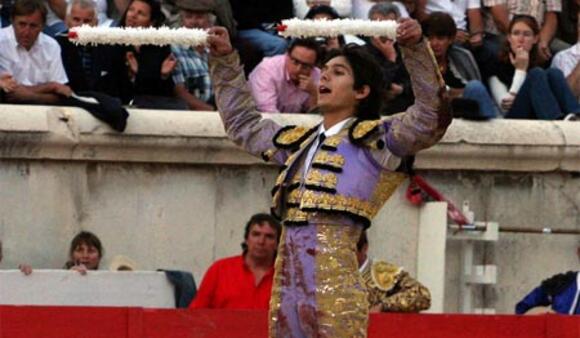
[{"xmin": 0, "ymin": 105, "xmax": 578, "ymax": 313}]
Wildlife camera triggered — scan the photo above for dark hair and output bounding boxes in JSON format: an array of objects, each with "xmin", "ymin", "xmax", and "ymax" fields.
[
  {"xmin": 305, "ymin": 4, "xmax": 340, "ymax": 20},
  {"xmin": 68, "ymin": 231, "xmax": 104, "ymax": 260},
  {"xmin": 241, "ymin": 213, "xmax": 281, "ymax": 252},
  {"xmin": 12, "ymin": 0, "xmax": 47, "ymax": 24},
  {"xmin": 119, "ymin": 0, "xmax": 165, "ymax": 28},
  {"xmin": 288, "ymin": 38, "xmax": 322, "ymax": 64},
  {"xmin": 423, "ymin": 11, "xmax": 457, "ymax": 38},
  {"xmin": 324, "ymin": 44, "xmax": 385, "ymax": 120},
  {"xmin": 499, "ymin": 15, "xmax": 541, "ymax": 68},
  {"xmin": 356, "ymin": 231, "xmax": 368, "ymax": 252}
]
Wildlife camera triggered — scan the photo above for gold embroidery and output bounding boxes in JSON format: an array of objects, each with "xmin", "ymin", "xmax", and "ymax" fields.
[
  {"xmin": 315, "ymin": 224, "xmax": 368, "ymax": 337},
  {"xmin": 300, "ymin": 190, "xmax": 376, "ymax": 219},
  {"xmin": 275, "ymin": 126, "xmax": 311, "ymax": 147},
  {"xmin": 323, "ymin": 135, "xmax": 342, "ymax": 148},
  {"xmin": 371, "ymin": 261, "xmax": 402, "ymax": 292},
  {"xmin": 370, "ymin": 172, "xmax": 407, "ymax": 206},
  {"xmin": 352, "ymin": 120, "xmax": 381, "ymax": 140},
  {"xmin": 305, "ymin": 170, "xmax": 338, "ymax": 190},
  {"xmin": 312, "ymin": 152, "xmax": 345, "ymax": 168},
  {"xmin": 269, "ymin": 227, "xmax": 287, "ymax": 337},
  {"xmin": 285, "ymin": 208, "xmax": 309, "ymax": 223},
  {"xmin": 262, "ymin": 148, "xmax": 278, "ymax": 162}
]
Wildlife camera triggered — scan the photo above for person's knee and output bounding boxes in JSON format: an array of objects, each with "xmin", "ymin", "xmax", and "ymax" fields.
[
  {"xmin": 528, "ymin": 67, "xmax": 546, "ymax": 80},
  {"xmin": 464, "ymin": 80, "xmax": 486, "ymax": 95},
  {"xmin": 265, "ymin": 37, "xmax": 288, "ymax": 56},
  {"xmin": 546, "ymin": 67, "xmax": 565, "ymax": 81}
]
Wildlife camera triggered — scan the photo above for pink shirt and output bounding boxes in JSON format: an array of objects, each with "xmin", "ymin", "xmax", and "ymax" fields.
[{"xmin": 248, "ymin": 54, "xmax": 320, "ymax": 113}]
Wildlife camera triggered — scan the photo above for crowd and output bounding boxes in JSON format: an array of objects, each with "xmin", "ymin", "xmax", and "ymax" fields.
[{"xmin": 0, "ymin": 0, "xmax": 576, "ymax": 119}]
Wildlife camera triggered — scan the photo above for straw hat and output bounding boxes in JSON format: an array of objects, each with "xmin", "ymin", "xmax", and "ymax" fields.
[{"xmin": 109, "ymin": 255, "xmax": 138, "ymax": 271}]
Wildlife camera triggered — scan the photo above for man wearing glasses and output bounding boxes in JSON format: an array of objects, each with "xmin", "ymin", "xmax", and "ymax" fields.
[{"xmin": 248, "ymin": 38, "xmax": 320, "ymax": 113}]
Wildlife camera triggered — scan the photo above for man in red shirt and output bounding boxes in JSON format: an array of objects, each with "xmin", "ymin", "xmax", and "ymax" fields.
[{"xmin": 190, "ymin": 213, "xmax": 280, "ymax": 309}]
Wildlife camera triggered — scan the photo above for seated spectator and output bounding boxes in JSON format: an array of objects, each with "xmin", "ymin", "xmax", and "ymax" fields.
[
  {"xmin": 425, "ymin": 12, "xmax": 499, "ymax": 119},
  {"xmin": 63, "ymin": 231, "xmax": 104, "ymax": 274},
  {"xmin": 170, "ymin": 0, "xmax": 214, "ymax": 111},
  {"xmin": 365, "ymin": 3, "xmax": 414, "ymax": 115},
  {"xmin": 248, "ymin": 38, "xmax": 320, "ymax": 113},
  {"xmin": 551, "ymin": 25, "xmax": 580, "ymax": 102},
  {"xmin": 351, "ymin": 0, "xmax": 410, "ymax": 20},
  {"xmin": 55, "ymin": 0, "xmax": 128, "ymax": 100},
  {"xmin": 505, "ymin": 0, "xmax": 567, "ymax": 64},
  {"xmin": 229, "ymin": 0, "xmax": 291, "ymax": 57},
  {"xmin": 357, "ymin": 231, "xmax": 431, "ymax": 313},
  {"xmin": 515, "ymin": 245, "xmax": 579, "ymax": 314},
  {"xmin": 190, "ymin": 213, "xmax": 280, "ymax": 309},
  {"xmin": 487, "ymin": 15, "xmax": 579, "ymax": 119},
  {"xmin": 416, "ymin": 0, "xmax": 472, "ymax": 45},
  {"xmin": 18, "ymin": 230, "xmax": 104, "ymax": 276},
  {"xmin": 0, "ymin": 0, "xmax": 72, "ymax": 104},
  {"xmin": 294, "ymin": 0, "xmax": 352, "ymax": 19},
  {"xmin": 119, "ymin": 0, "xmax": 185, "ymax": 109}
]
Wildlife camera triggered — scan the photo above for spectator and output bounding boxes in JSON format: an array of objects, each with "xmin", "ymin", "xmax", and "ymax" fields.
[
  {"xmin": 190, "ymin": 213, "xmax": 280, "ymax": 309},
  {"xmin": 63, "ymin": 231, "xmax": 104, "ymax": 274},
  {"xmin": 55, "ymin": 0, "xmax": 128, "ymax": 99},
  {"xmin": 228, "ymin": 0, "xmax": 292, "ymax": 57},
  {"xmin": 357, "ymin": 232, "xmax": 431, "ymax": 313},
  {"xmin": 248, "ymin": 38, "xmax": 321, "ymax": 113},
  {"xmin": 351, "ymin": 0, "xmax": 409, "ymax": 20},
  {"xmin": 506, "ymin": 0, "xmax": 566, "ymax": 62},
  {"xmin": 488, "ymin": 15, "xmax": 579, "ymax": 119},
  {"xmin": 170, "ymin": 0, "xmax": 214, "ymax": 111},
  {"xmin": 425, "ymin": 12, "xmax": 499, "ymax": 119},
  {"xmin": 0, "ymin": 0, "xmax": 72, "ymax": 104},
  {"xmin": 551, "ymin": 29, "xmax": 580, "ymax": 101},
  {"xmin": 515, "ymin": 245, "xmax": 579, "ymax": 314},
  {"xmin": 119, "ymin": 0, "xmax": 185, "ymax": 109},
  {"xmin": 416, "ymin": 0, "xmax": 474, "ymax": 44},
  {"xmin": 303, "ymin": 4, "xmax": 366, "ymax": 48},
  {"xmin": 294, "ymin": 0, "xmax": 352, "ymax": 19},
  {"xmin": 18, "ymin": 230, "xmax": 104, "ymax": 276},
  {"xmin": 365, "ymin": 2, "xmax": 414, "ymax": 115}
]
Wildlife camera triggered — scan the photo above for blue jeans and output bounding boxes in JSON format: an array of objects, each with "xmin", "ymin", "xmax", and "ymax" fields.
[
  {"xmin": 463, "ymin": 80, "xmax": 500, "ymax": 119},
  {"xmin": 506, "ymin": 67, "xmax": 580, "ymax": 120},
  {"xmin": 237, "ymin": 29, "xmax": 288, "ymax": 57}
]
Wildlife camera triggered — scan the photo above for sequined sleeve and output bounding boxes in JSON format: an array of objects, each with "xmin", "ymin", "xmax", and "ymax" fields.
[
  {"xmin": 384, "ymin": 39, "xmax": 452, "ymax": 157},
  {"xmin": 209, "ymin": 51, "xmax": 287, "ymax": 164},
  {"xmin": 379, "ymin": 271, "xmax": 432, "ymax": 313}
]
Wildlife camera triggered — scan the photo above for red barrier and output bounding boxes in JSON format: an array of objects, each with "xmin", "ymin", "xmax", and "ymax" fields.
[{"xmin": 0, "ymin": 306, "xmax": 578, "ymax": 338}]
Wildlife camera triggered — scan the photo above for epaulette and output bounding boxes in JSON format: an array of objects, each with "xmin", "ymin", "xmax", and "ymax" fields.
[
  {"xmin": 541, "ymin": 271, "xmax": 577, "ymax": 297},
  {"xmin": 348, "ymin": 119, "xmax": 385, "ymax": 149},
  {"xmin": 273, "ymin": 125, "xmax": 317, "ymax": 151},
  {"xmin": 371, "ymin": 261, "xmax": 403, "ymax": 292}
]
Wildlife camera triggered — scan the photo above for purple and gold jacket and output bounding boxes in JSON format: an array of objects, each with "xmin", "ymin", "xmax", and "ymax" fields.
[{"xmin": 209, "ymin": 40, "xmax": 451, "ymax": 228}]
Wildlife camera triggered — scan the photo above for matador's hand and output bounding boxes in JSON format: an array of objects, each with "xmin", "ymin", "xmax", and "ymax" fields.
[
  {"xmin": 396, "ymin": 18, "xmax": 422, "ymax": 47},
  {"xmin": 207, "ymin": 27, "xmax": 234, "ymax": 57}
]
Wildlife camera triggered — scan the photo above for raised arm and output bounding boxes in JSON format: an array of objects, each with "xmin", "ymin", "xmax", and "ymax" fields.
[
  {"xmin": 384, "ymin": 19, "xmax": 451, "ymax": 157},
  {"xmin": 207, "ymin": 27, "xmax": 287, "ymax": 164}
]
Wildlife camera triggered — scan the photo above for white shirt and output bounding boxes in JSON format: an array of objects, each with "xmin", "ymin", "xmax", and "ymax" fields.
[
  {"xmin": 0, "ymin": 26, "xmax": 68, "ymax": 85},
  {"xmin": 425, "ymin": 0, "xmax": 472, "ymax": 30},
  {"xmin": 551, "ymin": 43, "xmax": 580, "ymax": 77},
  {"xmin": 303, "ymin": 117, "xmax": 353, "ymax": 176}
]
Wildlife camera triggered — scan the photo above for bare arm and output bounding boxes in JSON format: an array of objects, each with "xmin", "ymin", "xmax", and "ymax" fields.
[
  {"xmin": 5, "ymin": 85, "xmax": 62, "ymax": 104},
  {"xmin": 174, "ymin": 84, "xmax": 214, "ymax": 111},
  {"xmin": 467, "ymin": 8, "xmax": 484, "ymax": 47},
  {"xmin": 207, "ymin": 27, "xmax": 287, "ymax": 164},
  {"xmin": 567, "ymin": 61, "xmax": 580, "ymax": 98},
  {"xmin": 489, "ymin": 4, "xmax": 510, "ymax": 34}
]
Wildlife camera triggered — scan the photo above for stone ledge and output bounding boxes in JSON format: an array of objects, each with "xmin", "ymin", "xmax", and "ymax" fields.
[{"xmin": 1, "ymin": 104, "xmax": 579, "ymax": 172}]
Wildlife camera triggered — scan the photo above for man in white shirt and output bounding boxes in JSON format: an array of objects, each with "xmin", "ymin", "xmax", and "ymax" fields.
[
  {"xmin": 0, "ymin": 0, "xmax": 71, "ymax": 104},
  {"xmin": 552, "ymin": 37, "xmax": 580, "ymax": 101}
]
